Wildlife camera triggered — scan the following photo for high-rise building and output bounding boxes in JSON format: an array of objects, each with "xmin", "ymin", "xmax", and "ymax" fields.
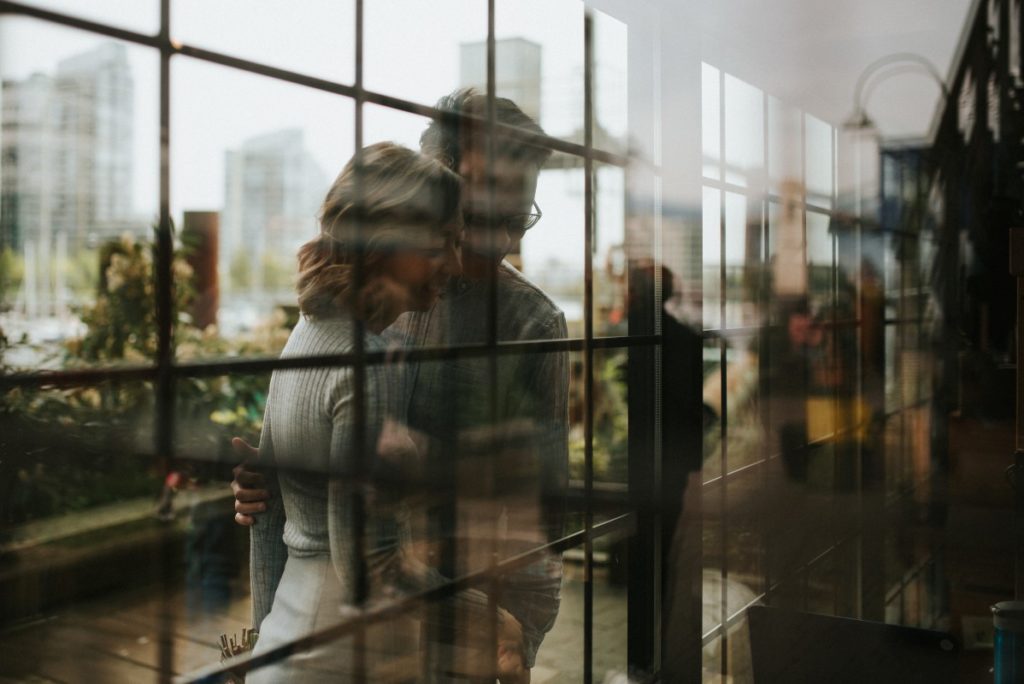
[
  {"xmin": 1, "ymin": 42, "xmax": 136, "ymax": 315},
  {"xmin": 220, "ymin": 128, "xmax": 326, "ymax": 294},
  {"xmin": 1, "ymin": 73, "xmax": 52, "ymax": 254},
  {"xmin": 460, "ymin": 38, "xmax": 542, "ymax": 122},
  {"xmin": 51, "ymin": 43, "xmax": 135, "ymax": 246}
]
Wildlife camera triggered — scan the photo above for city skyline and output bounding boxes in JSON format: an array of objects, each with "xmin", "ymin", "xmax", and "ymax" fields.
[
  {"xmin": 1, "ymin": 41, "xmax": 139, "ymax": 318},
  {"xmin": 0, "ymin": 6, "xmax": 628, "ymax": 300},
  {"xmin": 1, "ymin": 15, "xmax": 635, "ymax": 331}
]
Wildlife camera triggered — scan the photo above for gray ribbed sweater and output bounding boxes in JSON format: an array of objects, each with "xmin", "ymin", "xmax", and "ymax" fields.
[{"xmin": 249, "ymin": 315, "xmax": 491, "ymax": 634}]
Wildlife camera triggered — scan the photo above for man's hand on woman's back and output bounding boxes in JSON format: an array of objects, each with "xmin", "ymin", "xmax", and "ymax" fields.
[{"xmin": 230, "ymin": 437, "xmax": 271, "ymax": 526}]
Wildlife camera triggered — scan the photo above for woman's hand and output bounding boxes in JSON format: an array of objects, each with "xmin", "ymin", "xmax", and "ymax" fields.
[
  {"xmin": 376, "ymin": 418, "xmax": 419, "ymax": 467},
  {"xmin": 230, "ymin": 437, "xmax": 271, "ymax": 526},
  {"xmin": 497, "ymin": 608, "xmax": 528, "ymax": 684}
]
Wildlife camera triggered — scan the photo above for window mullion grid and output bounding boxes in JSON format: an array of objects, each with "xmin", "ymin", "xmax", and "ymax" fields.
[
  {"xmin": 830, "ymin": 125, "xmax": 841, "ymax": 617},
  {"xmin": 760, "ymin": 87, "xmax": 771, "ymax": 609},
  {"xmin": 855, "ymin": 209, "xmax": 866, "ymax": 620},
  {"xmin": 0, "ymin": 335, "xmax": 666, "ymax": 392},
  {"xmin": 484, "ymin": 0, "xmax": 501, "ymax": 671},
  {"xmin": 0, "ymin": 1, "xmax": 667, "ymax": 681},
  {"xmin": 716, "ymin": 66, "xmax": 729, "ymax": 681},
  {"xmin": 350, "ymin": 1, "xmax": 371, "ymax": 679},
  {"xmin": 583, "ymin": 10, "xmax": 596, "ymax": 684},
  {"xmin": 717, "ymin": 198, "xmax": 729, "ymax": 679},
  {"xmin": 156, "ymin": 0, "xmax": 175, "ymax": 680},
  {"xmin": 799, "ymin": 110, "xmax": 810, "ymax": 613},
  {"xmin": 0, "ymin": 1, "xmax": 635, "ymax": 171}
]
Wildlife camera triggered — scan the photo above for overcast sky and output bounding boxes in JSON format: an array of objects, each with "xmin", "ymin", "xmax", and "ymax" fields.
[
  {"xmin": 0, "ymin": 0, "xmax": 637, "ymax": 278},
  {"xmin": 0, "ymin": 0, "xmax": 975, "ymax": 282}
]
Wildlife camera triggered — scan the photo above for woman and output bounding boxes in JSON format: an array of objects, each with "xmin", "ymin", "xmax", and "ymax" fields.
[{"xmin": 248, "ymin": 142, "xmax": 524, "ymax": 682}]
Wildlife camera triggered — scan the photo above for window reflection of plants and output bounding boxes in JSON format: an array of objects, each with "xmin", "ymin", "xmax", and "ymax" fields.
[
  {"xmin": 1, "ymin": 231, "xmax": 292, "ymax": 527},
  {"xmin": 0, "ymin": 247, "xmax": 25, "ymax": 308},
  {"xmin": 227, "ymin": 250, "xmax": 294, "ymax": 291},
  {"xmin": 702, "ymin": 341, "xmax": 762, "ymax": 474},
  {"xmin": 569, "ymin": 351, "xmax": 628, "ymax": 483}
]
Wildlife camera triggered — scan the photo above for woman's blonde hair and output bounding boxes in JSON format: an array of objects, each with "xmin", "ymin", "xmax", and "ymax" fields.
[{"xmin": 296, "ymin": 142, "xmax": 462, "ymax": 319}]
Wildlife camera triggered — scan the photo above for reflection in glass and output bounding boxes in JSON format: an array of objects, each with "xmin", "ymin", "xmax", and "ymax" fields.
[
  {"xmin": 724, "ymin": 192, "xmax": 763, "ymax": 329},
  {"xmin": 769, "ymin": 95, "xmax": 801, "ymax": 194},
  {"xmin": 4, "ymin": 0, "xmax": 159, "ymax": 34},
  {"xmin": 0, "ymin": 380, "xmax": 159, "ymax": 616},
  {"xmin": 521, "ymin": 167, "xmax": 585, "ymax": 334},
  {"xmin": 806, "ymin": 211, "xmax": 833, "ymax": 313},
  {"xmin": 724, "ymin": 73, "xmax": 764, "ymax": 188},
  {"xmin": 593, "ymin": 164, "xmax": 628, "ymax": 337},
  {"xmin": 703, "ymin": 187, "xmax": 722, "ymax": 330},
  {"xmin": 365, "ymin": 0, "xmax": 481, "ymax": 107},
  {"xmin": 0, "ymin": 19, "xmax": 159, "ymax": 370},
  {"xmin": 702, "ymin": 62, "xmax": 722, "ymax": 180},
  {"xmin": 171, "ymin": 57, "xmax": 354, "ymax": 359},
  {"xmin": 805, "ymin": 114, "xmax": 834, "ymax": 209},
  {"xmin": 494, "ymin": 0, "xmax": 585, "ymax": 142},
  {"xmin": 593, "ymin": 9, "xmax": 629, "ymax": 147},
  {"xmin": 702, "ymin": 338, "xmax": 723, "ymax": 484},
  {"xmin": 173, "ymin": 0, "xmax": 356, "ymax": 83}
]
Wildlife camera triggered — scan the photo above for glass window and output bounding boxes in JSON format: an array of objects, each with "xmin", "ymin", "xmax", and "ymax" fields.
[
  {"xmin": 172, "ymin": 0, "xmax": 356, "ymax": 83},
  {"xmin": 0, "ymin": 2, "xmax": 998, "ymax": 682},
  {"xmin": 724, "ymin": 74, "xmax": 765, "ymax": 188},
  {"xmin": 0, "ymin": 18, "xmax": 159, "ymax": 370}
]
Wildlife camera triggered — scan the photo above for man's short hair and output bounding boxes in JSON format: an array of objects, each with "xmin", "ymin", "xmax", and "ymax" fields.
[{"xmin": 420, "ymin": 87, "xmax": 553, "ymax": 172}]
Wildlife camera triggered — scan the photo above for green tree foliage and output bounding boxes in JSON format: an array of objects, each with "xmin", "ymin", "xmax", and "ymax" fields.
[
  {"xmin": 0, "ymin": 247, "xmax": 24, "ymax": 310},
  {"xmin": 1, "ymin": 233, "xmax": 291, "ymax": 524}
]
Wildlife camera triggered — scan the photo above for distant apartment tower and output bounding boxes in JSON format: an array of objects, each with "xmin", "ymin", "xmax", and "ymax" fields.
[
  {"xmin": 459, "ymin": 38, "xmax": 542, "ymax": 122},
  {"xmin": 1, "ymin": 42, "xmax": 135, "ymax": 315},
  {"xmin": 221, "ymin": 128, "xmax": 326, "ymax": 293},
  {"xmin": 1, "ymin": 43, "xmax": 135, "ymax": 251}
]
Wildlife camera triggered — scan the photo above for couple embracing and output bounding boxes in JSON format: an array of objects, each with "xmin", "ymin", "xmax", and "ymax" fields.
[{"xmin": 234, "ymin": 89, "xmax": 568, "ymax": 683}]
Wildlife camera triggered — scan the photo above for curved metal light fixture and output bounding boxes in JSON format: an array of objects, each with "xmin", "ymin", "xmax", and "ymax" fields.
[{"xmin": 843, "ymin": 52, "xmax": 950, "ymax": 132}]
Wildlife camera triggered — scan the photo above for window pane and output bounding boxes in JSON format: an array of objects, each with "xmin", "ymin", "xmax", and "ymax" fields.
[
  {"xmin": 535, "ymin": 553, "xmax": 584, "ymax": 678},
  {"xmin": 175, "ymin": 372, "xmax": 271, "ymax": 464},
  {"xmin": 519, "ymin": 167, "xmax": 586, "ymax": 333},
  {"xmin": 663, "ymin": 197, "xmax": 704, "ymax": 330},
  {"xmin": 806, "ymin": 210, "xmax": 833, "ymax": 308},
  {"xmin": 172, "ymin": 0, "xmax": 356, "ymax": 84},
  {"xmin": 703, "ymin": 338, "xmax": 723, "ymax": 484},
  {"xmin": 805, "ymin": 114, "xmax": 833, "ymax": 209},
  {"xmin": 592, "ymin": 545, "xmax": 629, "ymax": 681},
  {"xmin": 703, "ymin": 187, "xmax": 721, "ymax": 330},
  {"xmin": 725, "ymin": 481, "xmax": 766, "ymax": 608},
  {"xmin": 4, "ymin": 0, "xmax": 159, "ymax": 34},
  {"xmin": 724, "ymin": 192, "xmax": 762, "ymax": 329},
  {"xmin": 723, "ymin": 74, "xmax": 764, "ymax": 188},
  {"xmin": 593, "ymin": 163, "xmax": 627, "ymax": 337},
  {"xmin": 171, "ymin": 57, "xmax": 354, "ymax": 360},
  {"xmin": 365, "ymin": 0, "xmax": 484, "ymax": 110},
  {"xmin": 494, "ymin": 0, "xmax": 584, "ymax": 142},
  {"xmin": 0, "ymin": 18, "xmax": 159, "ymax": 370},
  {"xmin": 702, "ymin": 62, "xmax": 721, "ymax": 179},
  {"xmin": 768, "ymin": 95, "xmax": 801, "ymax": 194},
  {"xmin": 593, "ymin": 9, "xmax": 629, "ymax": 150},
  {"xmin": 0, "ymin": 380, "xmax": 159, "ymax": 613}
]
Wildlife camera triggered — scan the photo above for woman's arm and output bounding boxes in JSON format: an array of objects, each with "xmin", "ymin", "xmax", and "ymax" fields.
[
  {"xmin": 325, "ymin": 363, "xmax": 525, "ymax": 678},
  {"xmin": 249, "ymin": 400, "xmax": 287, "ymax": 630}
]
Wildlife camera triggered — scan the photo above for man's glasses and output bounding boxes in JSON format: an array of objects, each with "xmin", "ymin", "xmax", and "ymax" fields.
[
  {"xmin": 504, "ymin": 201, "xmax": 543, "ymax": 237},
  {"xmin": 464, "ymin": 201, "xmax": 543, "ymax": 237}
]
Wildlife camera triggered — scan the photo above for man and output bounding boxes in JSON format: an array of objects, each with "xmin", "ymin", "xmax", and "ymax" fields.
[{"xmin": 233, "ymin": 89, "xmax": 568, "ymax": 681}]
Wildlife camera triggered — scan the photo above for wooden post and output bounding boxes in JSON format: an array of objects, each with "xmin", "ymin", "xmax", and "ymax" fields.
[{"xmin": 182, "ymin": 211, "xmax": 219, "ymax": 330}]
